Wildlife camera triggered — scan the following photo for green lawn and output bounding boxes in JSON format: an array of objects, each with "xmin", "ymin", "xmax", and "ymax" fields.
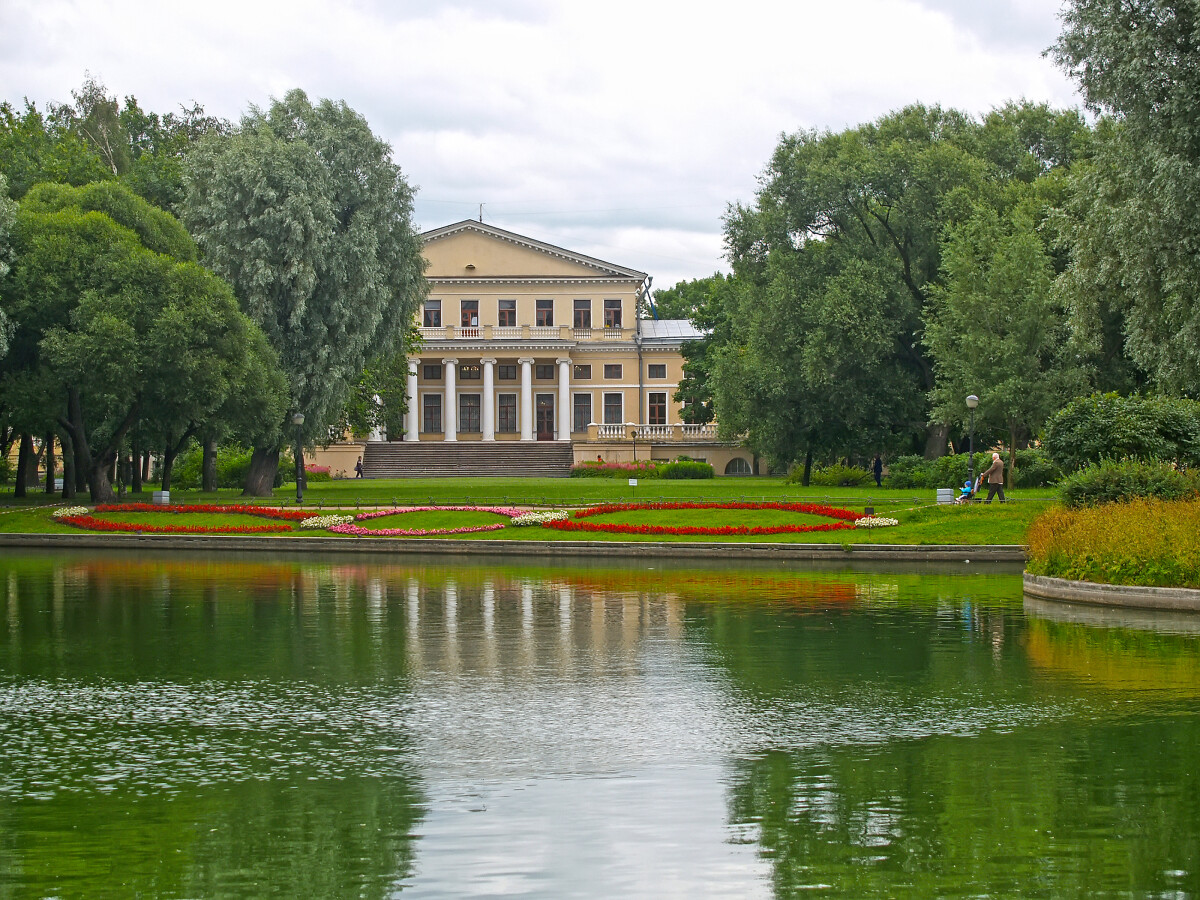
[{"xmin": 0, "ymin": 478, "xmax": 1050, "ymax": 544}]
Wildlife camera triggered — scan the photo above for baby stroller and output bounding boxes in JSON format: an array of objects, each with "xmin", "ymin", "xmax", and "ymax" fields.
[{"xmin": 955, "ymin": 477, "xmax": 981, "ymax": 505}]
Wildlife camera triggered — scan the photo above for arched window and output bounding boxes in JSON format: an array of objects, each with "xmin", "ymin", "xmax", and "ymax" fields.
[{"xmin": 724, "ymin": 457, "xmax": 752, "ymax": 475}]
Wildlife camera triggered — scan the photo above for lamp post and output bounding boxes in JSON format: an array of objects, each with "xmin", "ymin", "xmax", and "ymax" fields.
[
  {"xmin": 965, "ymin": 394, "xmax": 979, "ymax": 492},
  {"xmin": 291, "ymin": 412, "xmax": 305, "ymax": 504}
]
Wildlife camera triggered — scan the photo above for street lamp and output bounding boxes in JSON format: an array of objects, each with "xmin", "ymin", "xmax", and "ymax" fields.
[
  {"xmin": 965, "ymin": 394, "xmax": 979, "ymax": 493},
  {"xmin": 291, "ymin": 412, "xmax": 305, "ymax": 504}
]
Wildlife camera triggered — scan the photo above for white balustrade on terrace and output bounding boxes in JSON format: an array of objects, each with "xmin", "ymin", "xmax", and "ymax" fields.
[{"xmin": 492, "ymin": 326, "xmax": 523, "ymax": 340}]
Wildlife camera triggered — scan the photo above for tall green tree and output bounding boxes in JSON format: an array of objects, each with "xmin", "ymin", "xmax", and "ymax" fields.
[
  {"xmin": 1, "ymin": 182, "xmax": 278, "ymax": 500},
  {"xmin": 183, "ymin": 89, "xmax": 427, "ymax": 495},
  {"xmin": 0, "ymin": 100, "xmax": 111, "ymax": 199},
  {"xmin": 925, "ymin": 181, "xmax": 1090, "ymax": 482},
  {"xmin": 0, "ymin": 176, "xmax": 13, "ymax": 359},
  {"xmin": 1053, "ymin": 1, "xmax": 1200, "ymax": 396}
]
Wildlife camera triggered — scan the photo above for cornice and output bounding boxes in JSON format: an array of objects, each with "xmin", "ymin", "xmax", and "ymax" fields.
[{"xmin": 421, "ymin": 220, "xmax": 648, "ymax": 280}]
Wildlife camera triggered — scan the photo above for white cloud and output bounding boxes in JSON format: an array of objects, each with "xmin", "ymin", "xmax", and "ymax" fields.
[{"xmin": 0, "ymin": 0, "xmax": 1081, "ymax": 287}]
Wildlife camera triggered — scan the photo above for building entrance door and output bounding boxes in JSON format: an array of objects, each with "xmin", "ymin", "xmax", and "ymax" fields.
[{"xmin": 535, "ymin": 395, "xmax": 555, "ymax": 441}]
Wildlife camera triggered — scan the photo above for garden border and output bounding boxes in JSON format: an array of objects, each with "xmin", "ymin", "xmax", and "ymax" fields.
[
  {"xmin": 1023, "ymin": 573, "xmax": 1200, "ymax": 612},
  {"xmin": 0, "ymin": 531, "xmax": 1025, "ymax": 562}
]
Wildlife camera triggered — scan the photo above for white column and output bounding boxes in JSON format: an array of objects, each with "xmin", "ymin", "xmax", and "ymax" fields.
[
  {"xmin": 406, "ymin": 360, "xmax": 419, "ymax": 441},
  {"xmin": 442, "ymin": 357, "xmax": 458, "ymax": 442},
  {"xmin": 481, "ymin": 357, "xmax": 496, "ymax": 441},
  {"xmin": 519, "ymin": 357, "xmax": 534, "ymax": 441},
  {"xmin": 556, "ymin": 357, "xmax": 571, "ymax": 441}
]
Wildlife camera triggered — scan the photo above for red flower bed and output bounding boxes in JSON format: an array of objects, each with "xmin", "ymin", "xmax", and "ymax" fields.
[
  {"xmin": 544, "ymin": 501, "xmax": 863, "ymax": 536},
  {"xmin": 58, "ymin": 503, "xmax": 309, "ymax": 534}
]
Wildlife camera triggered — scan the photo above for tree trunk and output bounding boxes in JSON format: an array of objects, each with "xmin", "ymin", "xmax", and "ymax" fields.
[
  {"xmin": 202, "ymin": 437, "xmax": 217, "ymax": 492},
  {"xmin": 131, "ymin": 432, "xmax": 143, "ymax": 493},
  {"xmin": 43, "ymin": 432, "xmax": 55, "ymax": 494},
  {"xmin": 141, "ymin": 451, "xmax": 151, "ymax": 484},
  {"xmin": 89, "ymin": 455, "xmax": 116, "ymax": 503},
  {"xmin": 13, "ymin": 434, "xmax": 32, "ymax": 499},
  {"xmin": 801, "ymin": 447, "xmax": 813, "ymax": 487},
  {"xmin": 27, "ymin": 440, "xmax": 45, "ymax": 489},
  {"xmin": 59, "ymin": 429, "xmax": 76, "ymax": 500},
  {"xmin": 923, "ymin": 423, "xmax": 950, "ymax": 459},
  {"xmin": 242, "ymin": 446, "xmax": 280, "ymax": 497},
  {"xmin": 160, "ymin": 446, "xmax": 177, "ymax": 492}
]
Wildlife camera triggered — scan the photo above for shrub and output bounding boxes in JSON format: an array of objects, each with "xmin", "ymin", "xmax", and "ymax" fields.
[
  {"xmin": 883, "ymin": 449, "xmax": 1059, "ymax": 490},
  {"xmin": 171, "ymin": 445, "xmax": 259, "ymax": 490},
  {"xmin": 1042, "ymin": 393, "xmax": 1200, "ymax": 473},
  {"xmin": 304, "ymin": 464, "xmax": 333, "ymax": 483},
  {"xmin": 882, "ymin": 455, "xmax": 928, "ymax": 488},
  {"xmin": 1026, "ymin": 498, "xmax": 1200, "ymax": 588},
  {"xmin": 808, "ymin": 464, "xmax": 871, "ymax": 487},
  {"xmin": 0, "ymin": 455, "xmax": 11, "ymax": 485},
  {"xmin": 658, "ymin": 460, "xmax": 714, "ymax": 479},
  {"xmin": 570, "ymin": 460, "xmax": 659, "ymax": 478},
  {"xmin": 1058, "ymin": 458, "xmax": 1199, "ymax": 508}
]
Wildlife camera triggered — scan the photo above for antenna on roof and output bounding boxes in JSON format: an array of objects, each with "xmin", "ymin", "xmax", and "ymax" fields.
[{"xmin": 478, "ymin": 203, "xmax": 484, "ymax": 223}]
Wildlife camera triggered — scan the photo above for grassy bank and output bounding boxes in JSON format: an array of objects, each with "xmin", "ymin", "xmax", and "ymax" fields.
[
  {"xmin": 1026, "ymin": 498, "xmax": 1200, "ymax": 589},
  {"xmin": 0, "ymin": 484, "xmax": 1048, "ymax": 545}
]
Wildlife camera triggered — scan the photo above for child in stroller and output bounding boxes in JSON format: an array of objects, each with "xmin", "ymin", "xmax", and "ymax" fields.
[{"xmin": 956, "ymin": 477, "xmax": 980, "ymax": 504}]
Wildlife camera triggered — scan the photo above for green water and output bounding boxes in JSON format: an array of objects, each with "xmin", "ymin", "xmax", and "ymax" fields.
[{"xmin": 1, "ymin": 550, "xmax": 1198, "ymax": 898}]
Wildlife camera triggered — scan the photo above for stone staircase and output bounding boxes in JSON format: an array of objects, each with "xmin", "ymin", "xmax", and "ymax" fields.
[{"xmin": 361, "ymin": 441, "xmax": 574, "ymax": 478}]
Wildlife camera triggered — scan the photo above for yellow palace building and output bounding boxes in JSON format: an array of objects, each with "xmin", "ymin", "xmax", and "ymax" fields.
[{"xmin": 319, "ymin": 221, "xmax": 755, "ymax": 477}]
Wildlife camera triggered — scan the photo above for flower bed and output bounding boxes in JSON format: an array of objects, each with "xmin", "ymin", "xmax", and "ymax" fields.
[
  {"xmin": 856, "ymin": 516, "xmax": 899, "ymax": 528},
  {"xmin": 327, "ymin": 506, "xmax": 524, "ymax": 537},
  {"xmin": 54, "ymin": 503, "xmax": 310, "ymax": 534},
  {"xmin": 543, "ymin": 501, "xmax": 863, "ymax": 536},
  {"xmin": 510, "ymin": 510, "xmax": 570, "ymax": 526}
]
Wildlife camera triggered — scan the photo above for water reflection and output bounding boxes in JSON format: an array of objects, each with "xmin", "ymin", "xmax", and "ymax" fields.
[{"xmin": 0, "ymin": 551, "xmax": 1198, "ymax": 897}]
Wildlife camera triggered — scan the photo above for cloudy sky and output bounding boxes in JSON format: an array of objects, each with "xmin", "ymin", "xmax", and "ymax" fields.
[{"xmin": 1, "ymin": 0, "xmax": 1081, "ymax": 287}]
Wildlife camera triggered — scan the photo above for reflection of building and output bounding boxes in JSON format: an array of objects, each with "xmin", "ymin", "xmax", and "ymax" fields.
[{"xmin": 316, "ymin": 221, "xmax": 755, "ymax": 477}]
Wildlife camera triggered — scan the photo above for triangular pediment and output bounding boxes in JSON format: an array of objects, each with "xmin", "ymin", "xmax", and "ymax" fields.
[{"xmin": 421, "ymin": 221, "xmax": 646, "ymax": 281}]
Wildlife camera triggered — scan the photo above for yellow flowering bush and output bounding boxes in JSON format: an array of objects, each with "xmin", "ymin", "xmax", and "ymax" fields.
[{"xmin": 1026, "ymin": 498, "xmax": 1200, "ymax": 588}]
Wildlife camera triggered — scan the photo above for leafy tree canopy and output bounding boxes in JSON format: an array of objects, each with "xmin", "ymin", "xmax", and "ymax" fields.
[{"xmin": 183, "ymin": 88, "xmax": 427, "ymax": 493}]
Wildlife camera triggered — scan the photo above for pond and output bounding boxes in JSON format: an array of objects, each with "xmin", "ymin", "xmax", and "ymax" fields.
[{"xmin": 1, "ymin": 549, "xmax": 1198, "ymax": 898}]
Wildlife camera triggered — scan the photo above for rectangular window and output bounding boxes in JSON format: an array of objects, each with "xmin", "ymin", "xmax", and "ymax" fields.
[
  {"xmin": 573, "ymin": 364, "xmax": 591, "ymax": 379},
  {"xmin": 497, "ymin": 364, "xmax": 517, "ymax": 380},
  {"xmin": 648, "ymin": 363, "xmax": 666, "ymax": 379},
  {"xmin": 535, "ymin": 364, "xmax": 554, "ymax": 380},
  {"xmin": 459, "ymin": 364, "xmax": 480, "ymax": 380},
  {"xmin": 603, "ymin": 299, "xmax": 622, "ymax": 328},
  {"xmin": 573, "ymin": 394, "xmax": 592, "ymax": 433},
  {"xmin": 460, "ymin": 299, "xmax": 478, "ymax": 327},
  {"xmin": 497, "ymin": 394, "xmax": 517, "ymax": 433},
  {"xmin": 536, "ymin": 299, "xmax": 554, "ymax": 327},
  {"xmin": 603, "ymin": 364, "xmax": 622, "ymax": 379},
  {"xmin": 459, "ymin": 394, "xmax": 481, "ymax": 433},
  {"xmin": 423, "ymin": 300, "xmax": 441, "ymax": 327},
  {"xmin": 423, "ymin": 364, "xmax": 442, "ymax": 381},
  {"xmin": 603, "ymin": 393, "xmax": 623, "ymax": 425},
  {"xmin": 648, "ymin": 392, "xmax": 667, "ymax": 426},
  {"xmin": 573, "ymin": 299, "xmax": 591, "ymax": 328},
  {"xmin": 498, "ymin": 299, "xmax": 516, "ymax": 327},
  {"xmin": 422, "ymin": 394, "xmax": 442, "ymax": 433}
]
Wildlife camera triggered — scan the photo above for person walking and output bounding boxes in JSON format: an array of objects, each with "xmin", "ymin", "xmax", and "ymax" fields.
[
  {"xmin": 981, "ymin": 452, "xmax": 1005, "ymax": 503},
  {"xmin": 354, "ymin": 456, "xmax": 364, "ymax": 479},
  {"xmin": 872, "ymin": 453, "xmax": 883, "ymax": 487}
]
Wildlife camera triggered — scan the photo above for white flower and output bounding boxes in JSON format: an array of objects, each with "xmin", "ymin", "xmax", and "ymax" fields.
[
  {"xmin": 51, "ymin": 506, "xmax": 89, "ymax": 518},
  {"xmin": 856, "ymin": 516, "xmax": 899, "ymax": 528},
  {"xmin": 510, "ymin": 510, "xmax": 570, "ymax": 526},
  {"xmin": 299, "ymin": 514, "xmax": 355, "ymax": 529}
]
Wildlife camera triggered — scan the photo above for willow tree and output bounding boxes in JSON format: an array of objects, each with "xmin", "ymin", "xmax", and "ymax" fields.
[
  {"xmin": 1053, "ymin": 0, "xmax": 1200, "ymax": 396},
  {"xmin": 184, "ymin": 89, "xmax": 427, "ymax": 495}
]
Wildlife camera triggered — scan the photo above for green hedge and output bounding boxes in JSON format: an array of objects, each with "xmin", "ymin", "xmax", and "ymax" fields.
[
  {"xmin": 1042, "ymin": 393, "xmax": 1200, "ymax": 473},
  {"xmin": 570, "ymin": 459, "xmax": 714, "ymax": 479},
  {"xmin": 1058, "ymin": 458, "xmax": 1200, "ymax": 508},
  {"xmin": 172, "ymin": 446, "xmax": 258, "ymax": 490},
  {"xmin": 796, "ymin": 464, "xmax": 872, "ymax": 487},
  {"xmin": 884, "ymin": 449, "xmax": 1060, "ymax": 489}
]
